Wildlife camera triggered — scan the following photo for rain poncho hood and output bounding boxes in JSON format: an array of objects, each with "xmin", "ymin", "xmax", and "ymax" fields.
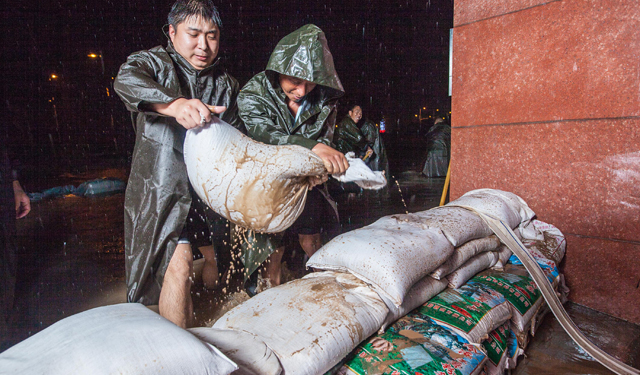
[{"xmin": 264, "ymin": 24, "xmax": 344, "ymax": 96}]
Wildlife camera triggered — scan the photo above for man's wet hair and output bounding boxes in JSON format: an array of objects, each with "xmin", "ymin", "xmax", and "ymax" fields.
[{"xmin": 168, "ymin": 0, "xmax": 223, "ymax": 29}]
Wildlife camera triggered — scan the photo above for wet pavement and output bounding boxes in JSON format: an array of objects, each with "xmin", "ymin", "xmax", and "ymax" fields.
[{"xmin": 3, "ymin": 167, "xmax": 640, "ymax": 374}]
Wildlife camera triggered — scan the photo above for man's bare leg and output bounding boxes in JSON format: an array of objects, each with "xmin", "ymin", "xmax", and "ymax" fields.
[
  {"xmin": 262, "ymin": 246, "xmax": 285, "ymax": 287},
  {"xmin": 198, "ymin": 245, "xmax": 219, "ymax": 289},
  {"xmin": 299, "ymin": 233, "xmax": 323, "ymax": 259},
  {"xmin": 159, "ymin": 243, "xmax": 193, "ymax": 328}
]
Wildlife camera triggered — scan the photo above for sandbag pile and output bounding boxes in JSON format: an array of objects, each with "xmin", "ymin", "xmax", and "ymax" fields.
[
  {"xmin": 0, "ymin": 188, "xmax": 568, "ymax": 375},
  {"xmin": 335, "ymin": 217, "xmax": 568, "ymax": 375}
]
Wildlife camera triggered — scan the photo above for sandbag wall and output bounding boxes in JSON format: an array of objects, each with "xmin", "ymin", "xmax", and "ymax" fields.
[
  {"xmin": 0, "ymin": 188, "xmax": 567, "ymax": 375},
  {"xmin": 210, "ymin": 189, "xmax": 568, "ymax": 374}
]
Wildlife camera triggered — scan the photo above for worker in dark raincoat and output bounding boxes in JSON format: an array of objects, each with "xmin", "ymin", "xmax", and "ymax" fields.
[
  {"xmin": 360, "ymin": 117, "xmax": 390, "ymax": 179},
  {"xmin": 0, "ymin": 133, "xmax": 30, "ymax": 349},
  {"xmin": 114, "ymin": 0, "xmax": 243, "ymax": 328},
  {"xmin": 334, "ymin": 105, "xmax": 372, "ymax": 158},
  {"xmin": 421, "ymin": 117, "xmax": 451, "ymax": 177},
  {"xmin": 238, "ymin": 24, "xmax": 348, "ymax": 290}
]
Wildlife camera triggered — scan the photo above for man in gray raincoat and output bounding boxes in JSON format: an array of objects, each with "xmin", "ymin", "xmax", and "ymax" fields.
[
  {"xmin": 238, "ymin": 24, "xmax": 348, "ymax": 288},
  {"xmin": 114, "ymin": 0, "xmax": 242, "ymax": 328}
]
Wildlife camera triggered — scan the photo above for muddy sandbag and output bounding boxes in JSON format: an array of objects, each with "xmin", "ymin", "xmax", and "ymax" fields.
[
  {"xmin": 379, "ymin": 276, "xmax": 448, "ymax": 332},
  {"xmin": 184, "ymin": 118, "xmax": 385, "ymax": 233},
  {"xmin": 520, "ymin": 220, "xmax": 566, "ymax": 266},
  {"xmin": 212, "ymin": 271, "xmax": 388, "ymax": 375},
  {"xmin": 307, "ymin": 213, "xmax": 454, "ymax": 307},
  {"xmin": 491, "ymin": 244, "xmax": 513, "ymax": 270},
  {"xmin": 447, "ymin": 251, "xmax": 499, "ymax": 289},
  {"xmin": 446, "ymin": 188, "xmax": 535, "ymax": 232},
  {"xmin": 0, "ymin": 303, "xmax": 237, "ymax": 375},
  {"xmin": 413, "ymin": 206, "xmax": 494, "ymax": 247},
  {"xmin": 431, "ymin": 235, "xmax": 501, "ymax": 279},
  {"xmin": 188, "ymin": 327, "xmax": 282, "ymax": 375}
]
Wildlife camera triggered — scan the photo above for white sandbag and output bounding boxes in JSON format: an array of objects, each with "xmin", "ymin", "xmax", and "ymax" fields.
[
  {"xmin": 0, "ymin": 303, "xmax": 237, "ymax": 375},
  {"xmin": 431, "ymin": 235, "xmax": 501, "ymax": 279},
  {"xmin": 188, "ymin": 327, "xmax": 282, "ymax": 375},
  {"xmin": 213, "ymin": 271, "xmax": 388, "ymax": 375},
  {"xmin": 413, "ymin": 206, "xmax": 494, "ymax": 246},
  {"xmin": 184, "ymin": 118, "xmax": 385, "ymax": 233},
  {"xmin": 379, "ymin": 276, "xmax": 448, "ymax": 332},
  {"xmin": 491, "ymin": 245, "xmax": 513, "ymax": 270},
  {"xmin": 447, "ymin": 251, "xmax": 499, "ymax": 289},
  {"xmin": 333, "ymin": 152, "xmax": 387, "ymax": 189},
  {"xmin": 307, "ymin": 213, "xmax": 454, "ymax": 307},
  {"xmin": 447, "ymin": 188, "xmax": 535, "ymax": 231},
  {"xmin": 184, "ymin": 118, "xmax": 325, "ymax": 233}
]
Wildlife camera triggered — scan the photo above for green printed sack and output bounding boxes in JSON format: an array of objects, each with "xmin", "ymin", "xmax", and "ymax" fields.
[
  {"xmin": 411, "ymin": 281, "xmax": 511, "ymax": 344},
  {"xmin": 480, "ymin": 322, "xmax": 509, "ymax": 375},
  {"xmin": 472, "ymin": 267, "xmax": 543, "ymax": 332},
  {"xmin": 339, "ymin": 321, "xmax": 486, "ymax": 375}
]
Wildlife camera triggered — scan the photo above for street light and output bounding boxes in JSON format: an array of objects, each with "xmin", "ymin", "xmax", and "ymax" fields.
[
  {"xmin": 88, "ymin": 51, "xmax": 105, "ymax": 75},
  {"xmin": 49, "ymin": 73, "xmax": 58, "ymax": 80}
]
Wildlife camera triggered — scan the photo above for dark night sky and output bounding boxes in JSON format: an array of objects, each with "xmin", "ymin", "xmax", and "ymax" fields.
[{"xmin": 2, "ymin": 0, "xmax": 453, "ymax": 171}]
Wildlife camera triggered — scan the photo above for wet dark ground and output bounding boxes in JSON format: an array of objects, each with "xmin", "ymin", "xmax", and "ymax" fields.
[{"xmin": 3, "ymin": 167, "xmax": 640, "ymax": 374}]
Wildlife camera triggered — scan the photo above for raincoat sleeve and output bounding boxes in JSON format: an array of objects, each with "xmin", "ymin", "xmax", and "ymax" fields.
[
  {"xmin": 114, "ymin": 50, "xmax": 183, "ymax": 113},
  {"xmin": 218, "ymin": 76, "xmax": 245, "ymax": 132},
  {"xmin": 239, "ymin": 90, "xmax": 320, "ymax": 150}
]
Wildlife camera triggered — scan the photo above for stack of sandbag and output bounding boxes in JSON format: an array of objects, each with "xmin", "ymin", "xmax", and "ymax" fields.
[{"xmin": 334, "ymin": 219, "xmax": 568, "ymax": 375}]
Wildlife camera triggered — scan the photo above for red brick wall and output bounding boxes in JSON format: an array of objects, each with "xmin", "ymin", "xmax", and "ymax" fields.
[{"xmin": 450, "ymin": 0, "xmax": 640, "ymax": 323}]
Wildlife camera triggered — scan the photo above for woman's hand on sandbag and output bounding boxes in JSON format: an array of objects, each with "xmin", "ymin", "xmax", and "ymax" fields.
[{"xmin": 311, "ymin": 143, "xmax": 349, "ymax": 174}]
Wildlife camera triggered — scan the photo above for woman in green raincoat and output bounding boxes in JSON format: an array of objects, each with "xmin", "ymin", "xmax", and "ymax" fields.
[{"xmin": 238, "ymin": 24, "xmax": 348, "ymax": 289}]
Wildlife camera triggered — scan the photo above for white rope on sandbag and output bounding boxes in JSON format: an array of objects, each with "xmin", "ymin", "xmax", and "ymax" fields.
[{"xmin": 451, "ymin": 205, "xmax": 640, "ymax": 375}]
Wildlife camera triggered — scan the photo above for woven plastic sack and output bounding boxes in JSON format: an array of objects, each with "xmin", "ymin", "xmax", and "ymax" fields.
[
  {"xmin": 340, "ymin": 316, "xmax": 486, "ymax": 375},
  {"xmin": 379, "ymin": 276, "xmax": 448, "ymax": 332},
  {"xmin": 307, "ymin": 213, "xmax": 454, "ymax": 307},
  {"xmin": 472, "ymin": 267, "xmax": 544, "ymax": 333},
  {"xmin": 413, "ymin": 206, "xmax": 494, "ymax": 247},
  {"xmin": 446, "ymin": 189, "xmax": 535, "ymax": 231},
  {"xmin": 412, "ymin": 281, "xmax": 512, "ymax": 344},
  {"xmin": 446, "ymin": 251, "xmax": 499, "ymax": 289},
  {"xmin": 188, "ymin": 327, "xmax": 282, "ymax": 375},
  {"xmin": 212, "ymin": 271, "xmax": 388, "ymax": 375},
  {"xmin": 0, "ymin": 303, "xmax": 237, "ymax": 375},
  {"xmin": 519, "ymin": 220, "xmax": 566, "ymax": 266},
  {"xmin": 431, "ymin": 235, "xmax": 501, "ymax": 280},
  {"xmin": 481, "ymin": 322, "xmax": 510, "ymax": 375},
  {"xmin": 491, "ymin": 245, "xmax": 513, "ymax": 270},
  {"xmin": 184, "ymin": 118, "xmax": 385, "ymax": 233}
]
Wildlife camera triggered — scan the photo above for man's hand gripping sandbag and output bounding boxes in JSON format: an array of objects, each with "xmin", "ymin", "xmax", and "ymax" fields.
[{"xmin": 184, "ymin": 117, "xmax": 386, "ymax": 233}]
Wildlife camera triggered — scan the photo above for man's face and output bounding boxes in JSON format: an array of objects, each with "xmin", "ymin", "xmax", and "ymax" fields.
[
  {"xmin": 279, "ymin": 74, "xmax": 317, "ymax": 103},
  {"xmin": 349, "ymin": 106, "xmax": 362, "ymax": 123},
  {"xmin": 169, "ymin": 16, "xmax": 220, "ymax": 70}
]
